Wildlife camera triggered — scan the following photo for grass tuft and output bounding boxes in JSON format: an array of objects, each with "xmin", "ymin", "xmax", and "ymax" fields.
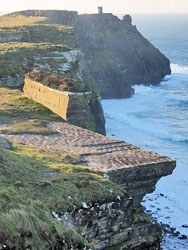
[{"xmin": 0, "ymin": 88, "xmax": 61, "ymax": 125}]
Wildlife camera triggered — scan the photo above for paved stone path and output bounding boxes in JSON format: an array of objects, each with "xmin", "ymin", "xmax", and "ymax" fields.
[{"xmin": 0, "ymin": 121, "xmax": 174, "ymax": 172}]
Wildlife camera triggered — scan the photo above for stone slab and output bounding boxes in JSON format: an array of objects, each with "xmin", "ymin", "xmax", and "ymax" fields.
[{"xmin": 0, "ymin": 121, "xmax": 175, "ymax": 172}]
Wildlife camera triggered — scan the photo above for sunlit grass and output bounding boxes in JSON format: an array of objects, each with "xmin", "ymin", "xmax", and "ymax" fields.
[
  {"xmin": 0, "ymin": 88, "xmax": 60, "ymax": 125},
  {"xmin": 0, "ymin": 15, "xmax": 46, "ymax": 28}
]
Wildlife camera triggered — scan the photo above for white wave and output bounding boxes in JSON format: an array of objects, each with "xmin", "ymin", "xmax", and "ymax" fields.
[
  {"xmin": 120, "ymin": 113, "xmax": 188, "ymax": 145},
  {"xmin": 171, "ymin": 64, "xmax": 188, "ymax": 74},
  {"xmin": 133, "ymin": 84, "xmax": 152, "ymax": 94}
]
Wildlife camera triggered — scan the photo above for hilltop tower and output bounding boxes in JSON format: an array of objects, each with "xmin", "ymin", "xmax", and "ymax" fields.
[{"xmin": 98, "ymin": 7, "xmax": 103, "ymax": 14}]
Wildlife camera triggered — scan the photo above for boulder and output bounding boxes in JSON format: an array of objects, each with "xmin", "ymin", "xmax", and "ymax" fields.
[{"xmin": 0, "ymin": 136, "xmax": 12, "ymax": 150}]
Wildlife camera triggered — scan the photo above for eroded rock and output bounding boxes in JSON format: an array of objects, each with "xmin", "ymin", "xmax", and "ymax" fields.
[{"xmin": 0, "ymin": 136, "xmax": 12, "ymax": 150}]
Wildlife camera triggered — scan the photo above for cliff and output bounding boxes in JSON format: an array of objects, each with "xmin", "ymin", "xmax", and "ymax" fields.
[
  {"xmin": 0, "ymin": 14, "xmax": 106, "ymax": 134},
  {"xmin": 0, "ymin": 11, "xmax": 175, "ymax": 249},
  {"xmin": 76, "ymin": 14, "xmax": 171, "ymax": 98},
  {"xmin": 0, "ymin": 89, "xmax": 176, "ymax": 249},
  {"xmin": 14, "ymin": 10, "xmax": 171, "ymax": 98}
]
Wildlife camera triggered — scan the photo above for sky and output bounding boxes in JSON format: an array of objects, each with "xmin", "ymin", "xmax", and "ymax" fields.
[{"xmin": 1, "ymin": 0, "xmax": 188, "ymax": 14}]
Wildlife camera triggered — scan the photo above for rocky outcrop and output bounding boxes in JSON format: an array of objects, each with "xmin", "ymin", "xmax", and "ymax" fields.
[
  {"xmin": 0, "ymin": 31, "xmax": 29, "ymax": 43},
  {"xmin": 0, "ymin": 26, "xmax": 76, "ymax": 48},
  {"xmin": 61, "ymin": 194, "xmax": 162, "ymax": 250},
  {"xmin": 0, "ymin": 43, "xmax": 71, "ymax": 87},
  {"xmin": 76, "ymin": 13, "xmax": 171, "ymax": 98}
]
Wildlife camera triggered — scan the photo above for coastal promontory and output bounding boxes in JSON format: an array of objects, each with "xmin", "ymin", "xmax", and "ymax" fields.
[
  {"xmin": 13, "ymin": 9, "xmax": 171, "ymax": 98},
  {"xmin": 0, "ymin": 9, "xmax": 175, "ymax": 250}
]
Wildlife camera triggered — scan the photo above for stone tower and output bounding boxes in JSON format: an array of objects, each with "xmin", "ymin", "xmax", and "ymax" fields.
[{"xmin": 98, "ymin": 7, "xmax": 103, "ymax": 14}]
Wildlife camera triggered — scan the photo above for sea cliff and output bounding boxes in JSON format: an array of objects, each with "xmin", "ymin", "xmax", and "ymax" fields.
[
  {"xmin": 0, "ymin": 98, "xmax": 176, "ymax": 249},
  {"xmin": 12, "ymin": 9, "xmax": 171, "ymax": 98}
]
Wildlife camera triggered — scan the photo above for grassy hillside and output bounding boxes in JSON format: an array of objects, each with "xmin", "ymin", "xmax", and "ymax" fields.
[
  {"xmin": 0, "ymin": 14, "xmax": 72, "ymax": 32},
  {"xmin": 0, "ymin": 14, "xmax": 74, "ymax": 45},
  {"xmin": 0, "ymin": 143, "xmax": 121, "ymax": 249},
  {"xmin": 0, "ymin": 15, "xmax": 46, "ymax": 29}
]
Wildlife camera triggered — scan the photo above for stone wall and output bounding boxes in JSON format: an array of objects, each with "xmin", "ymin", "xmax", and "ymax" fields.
[{"xmin": 24, "ymin": 77, "xmax": 95, "ymax": 130}]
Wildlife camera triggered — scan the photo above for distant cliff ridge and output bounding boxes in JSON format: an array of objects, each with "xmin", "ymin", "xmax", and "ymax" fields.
[{"xmin": 13, "ymin": 9, "xmax": 171, "ymax": 99}]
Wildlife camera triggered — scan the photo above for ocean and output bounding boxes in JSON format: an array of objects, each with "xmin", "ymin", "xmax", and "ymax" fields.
[{"xmin": 102, "ymin": 14, "xmax": 188, "ymax": 249}]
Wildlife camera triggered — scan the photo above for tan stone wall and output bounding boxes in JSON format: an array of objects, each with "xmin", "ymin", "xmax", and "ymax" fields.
[
  {"xmin": 24, "ymin": 77, "xmax": 70, "ymax": 120},
  {"xmin": 23, "ymin": 77, "xmax": 95, "ymax": 130}
]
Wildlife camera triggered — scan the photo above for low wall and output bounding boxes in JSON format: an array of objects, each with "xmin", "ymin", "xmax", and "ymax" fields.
[{"xmin": 23, "ymin": 77, "xmax": 95, "ymax": 130}]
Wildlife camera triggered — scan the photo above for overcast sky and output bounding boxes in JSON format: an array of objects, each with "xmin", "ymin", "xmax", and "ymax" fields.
[{"xmin": 2, "ymin": 0, "xmax": 188, "ymax": 14}]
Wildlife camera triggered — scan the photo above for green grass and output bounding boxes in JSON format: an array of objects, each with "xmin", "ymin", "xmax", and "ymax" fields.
[
  {"xmin": 0, "ymin": 15, "xmax": 47, "ymax": 29},
  {"xmin": 27, "ymin": 24, "xmax": 74, "ymax": 44},
  {"xmin": 0, "ymin": 88, "xmax": 61, "ymax": 124},
  {"xmin": 1, "ymin": 119, "xmax": 57, "ymax": 135},
  {"xmin": 0, "ymin": 14, "xmax": 73, "ymax": 32},
  {"xmin": 0, "ymin": 14, "xmax": 74, "ymax": 47},
  {"xmin": 0, "ymin": 143, "xmax": 123, "ymax": 249}
]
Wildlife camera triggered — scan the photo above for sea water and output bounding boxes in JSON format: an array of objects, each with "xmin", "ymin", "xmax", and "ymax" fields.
[{"xmin": 102, "ymin": 14, "xmax": 188, "ymax": 249}]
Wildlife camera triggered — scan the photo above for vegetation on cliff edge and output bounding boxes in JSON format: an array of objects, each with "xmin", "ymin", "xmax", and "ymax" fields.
[
  {"xmin": 0, "ymin": 87, "xmax": 61, "ymax": 134},
  {"xmin": 26, "ymin": 67, "xmax": 88, "ymax": 93},
  {"xmin": 0, "ymin": 143, "xmax": 122, "ymax": 249}
]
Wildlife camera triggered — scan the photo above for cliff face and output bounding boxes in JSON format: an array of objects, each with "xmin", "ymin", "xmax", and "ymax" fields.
[
  {"xmin": 17, "ymin": 10, "xmax": 171, "ymax": 99},
  {"xmin": 76, "ymin": 14, "xmax": 171, "ymax": 98}
]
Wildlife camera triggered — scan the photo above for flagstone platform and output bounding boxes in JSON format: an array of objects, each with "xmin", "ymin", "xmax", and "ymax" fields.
[{"xmin": 0, "ymin": 121, "xmax": 176, "ymax": 205}]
